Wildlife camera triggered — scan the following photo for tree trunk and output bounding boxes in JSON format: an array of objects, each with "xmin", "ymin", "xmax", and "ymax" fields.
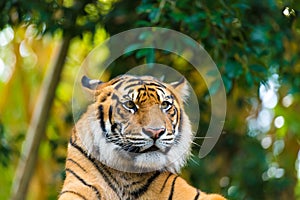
[{"xmin": 10, "ymin": 35, "xmax": 72, "ymax": 200}]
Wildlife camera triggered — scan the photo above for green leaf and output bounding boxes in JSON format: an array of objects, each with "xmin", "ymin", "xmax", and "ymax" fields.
[
  {"xmin": 136, "ymin": 49, "xmax": 150, "ymax": 59},
  {"xmin": 208, "ymin": 79, "xmax": 221, "ymax": 95},
  {"xmin": 149, "ymin": 8, "xmax": 159, "ymax": 22},
  {"xmin": 146, "ymin": 48, "xmax": 155, "ymax": 63},
  {"xmin": 232, "ymin": 3, "xmax": 251, "ymax": 10},
  {"xmin": 136, "ymin": 4, "xmax": 155, "ymax": 14},
  {"xmin": 223, "ymin": 76, "xmax": 233, "ymax": 93},
  {"xmin": 225, "ymin": 60, "xmax": 243, "ymax": 78},
  {"xmin": 135, "ymin": 20, "xmax": 151, "ymax": 27},
  {"xmin": 124, "ymin": 43, "xmax": 142, "ymax": 55},
  {"xmin": 249, "ymin": 64, "xmax": 267, "ymax": 73},
  {"xmin": 246, "ymin": 71, "xmax": 254, "ymax": 87},
  {"xmin": 138, "ymin": 31, "xmax": 152, "ymax": 40},
  {"xmin": 200, "ymin": 24, "xmax": 210, "ymax": 38}
]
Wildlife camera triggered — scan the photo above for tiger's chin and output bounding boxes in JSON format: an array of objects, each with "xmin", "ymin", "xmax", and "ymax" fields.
[{"xmin": 97, "ymin": 143, "xmax": 180, "ymax": 174}]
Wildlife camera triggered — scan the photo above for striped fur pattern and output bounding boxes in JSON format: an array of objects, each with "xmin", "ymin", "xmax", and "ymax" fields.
[{"xmin": 59, "ymin": 75, "xmax": 226, "ymax": 200}]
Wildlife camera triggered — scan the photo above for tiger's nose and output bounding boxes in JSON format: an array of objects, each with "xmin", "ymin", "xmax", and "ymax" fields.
[{"xmin": 143, "ymin": 128, "xmax": 166, "ymax": 140}]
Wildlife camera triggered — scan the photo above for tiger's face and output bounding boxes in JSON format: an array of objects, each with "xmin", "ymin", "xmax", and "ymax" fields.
[{"xmin": 78, "ymin": 75, "xmax": 193, "ymax": 173}]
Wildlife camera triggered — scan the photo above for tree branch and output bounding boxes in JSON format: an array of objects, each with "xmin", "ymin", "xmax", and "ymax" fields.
[{"xmin": 10, "ymin": 35, "xmax": 72, "ymax": 200}]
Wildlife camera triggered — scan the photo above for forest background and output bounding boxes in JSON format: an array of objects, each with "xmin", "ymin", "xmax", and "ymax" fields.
[{"xmin": 0, "ymin": 0, "xmax": 300, "ymax": 199}]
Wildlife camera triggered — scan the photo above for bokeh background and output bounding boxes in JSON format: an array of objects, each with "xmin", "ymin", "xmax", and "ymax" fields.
[{"xmin": 1, "ymin": 0, "xmax": 300, "ymax": 199}]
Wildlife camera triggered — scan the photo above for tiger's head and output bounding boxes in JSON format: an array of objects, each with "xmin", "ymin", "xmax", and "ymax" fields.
[{"xmin": 77, "ymin": 75, "xmax": 193, "ymax": 173}]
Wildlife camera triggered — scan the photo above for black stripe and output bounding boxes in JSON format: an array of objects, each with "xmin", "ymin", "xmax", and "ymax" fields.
[
  {"xmin": 116, "ymin": 107, "xmax": 125, "ymax": 119},
  {"xmin": 69, "ymin": 141, "xmax": 121, "ymax": 200},
  {"xmin": 170, "ymin": 107, "xmax": 177, "ymax": 117},
  {"xmin": 149, "ymin": 93, "xmax": 156, "ymax": 98},
  {"xmin": 130, "ymin": 171, "xmax": 161, "ymax": 198},
  {"xmin": 165, "ymin": 95, "xmax": 174, "ymax": 100},
  {"xmin": 123, "ymin": 179, "xmax": 145, "ymax": 188},
  {"xmin": 111, "ymin": 78, "xmax": 122, "ymax": 86},
  {"xmin": 160, "ymin": 173, "xmax": 173, "ymax": 193},
  {"xmin": 168, "ymin": 176, "xmax": 179, "ymax": 200},
  {"xmin": 136, "ymin": 93, "xmax": 142, "ymax": 102},
  {"xmin": 69, "ymin": 129, "xmax": 79, "ymax": 144},
  {"xmin": 148, "ymin": 88, "xmax": 156, "ymax": 91},
  {"xmin": 127, "ymin": 89, "xmax": 134, "ymax": 95},
  {"xmin": 146, "ymin": 82, "xmax": 166, "ymax": 88},
  {"xmin": 126, "ymin": 78, "xmax": 140, "ymax": 83},
  {"xmin": 98, "ymin": 105, "xmax": 107, "ymax": 133},
  {"xmin": 156, "ymin": 91, "xmax": 160, "ymax": 101},
  {"xmin": 99, "ymin": 164, "xmax": 124, "ymax": 198},
  {"xmin": 109, "ymin": 105, "xmax": 113, "ymax": 124},
  {"xmin": 66, "ymin": 168, "xmax": 101, "ymax": 200},
  {"xmin": 162, "ymin": 137, "xmax": 173, "ymax": 141},
  {"xmin": 111, "ymin": 93, "xmax": 119, "ymax": 101},
  {"xmin": 140, "ymin": 98, "xmax": 147, "ymax": 103},
  {"xmin": 156, "ymin": 87, "xmax": 166, "ymax": 94},
  {"xmin": 178, "ymin": 109, "xmax": 183, "ymax": 133},
  {"xmin": 137, "ymin": 87, "xmax": 146, "ymax": 93},
  {"xmin": 194, "ymin": 189, "xmax": 200, "ymax": 200},
  {"xmin": 60, "ymin": 190, "xmax": 88, "ymax": 200},
  {"xmin": 111, "ymin": 123, "xmax": 118, "ymax": 132},
  {"xmin": 123, "ymin": 121, "xmax": 130, "ymax": 130},
  {"xmin": 124, "ymin": 83, "xmax": 142, "ymax": 90},
  {"xmin": 126, "ymin": 138, "xmax": 146, "ymax": 142},
  {"xmin": 67, "ymin": 158, "xmax": 87, "ymax": 172},
  {"xmin": 100, "ymin": 96, "xmax": 107, "ymax": 102},
  {"xmin": 114, "ymin": 80, "xmax": 124, "ymax": 90}
]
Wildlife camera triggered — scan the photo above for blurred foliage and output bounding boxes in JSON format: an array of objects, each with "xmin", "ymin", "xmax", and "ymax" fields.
[
  {"xmin": 0, "ymin": 123, "xmax": 12, "ymax": 167},
  {"xmin": 0, "ymin": 0, "xmax": 115, "ymax": 37},
  {"xmin": 0, "ymin": 0, "xmax": 300, "ymax": 200}
]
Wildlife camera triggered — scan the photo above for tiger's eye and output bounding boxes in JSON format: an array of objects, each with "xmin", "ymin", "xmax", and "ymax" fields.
[
  {"xmin": 124, "ymin": 100, "xmax": 136, "ymax": 109},
  {"xmin": 161, "ymin": 101, "xmax": 172, "ymax": 110}
]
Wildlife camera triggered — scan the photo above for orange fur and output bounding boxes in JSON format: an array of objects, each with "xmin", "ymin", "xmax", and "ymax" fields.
[{"xmin": 59, "ymin": 75, "xmax": 226, "ymax": 200}]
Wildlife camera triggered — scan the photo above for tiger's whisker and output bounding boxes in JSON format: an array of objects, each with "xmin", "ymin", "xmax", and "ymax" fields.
[
  {"xmin": 191, "ymin": 141, "xmax": 202, "ymax": 147},
  {"xmin": 193, "ymin": 136, "xmax": 213, "ymax": 139}
]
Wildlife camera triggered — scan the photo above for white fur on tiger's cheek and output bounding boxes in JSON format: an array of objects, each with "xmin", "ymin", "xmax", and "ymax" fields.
[{"xmin": 166, "ymin": 113, "xmax": 193, "ymax": 172}]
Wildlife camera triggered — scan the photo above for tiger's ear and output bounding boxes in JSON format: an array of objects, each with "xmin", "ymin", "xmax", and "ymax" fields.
[
  {"xmin": 170, "ymin": 77, "xmax": 189, "ymax": 102},
  {"xmin": 81, "ymin": 75, "xmax": 102, "ymax": 90}
]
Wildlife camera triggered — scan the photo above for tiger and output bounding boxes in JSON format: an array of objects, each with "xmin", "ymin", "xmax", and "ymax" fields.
[{"xmin": 59, "ymin": 74, "xmax": 226, "ymax": 200}]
